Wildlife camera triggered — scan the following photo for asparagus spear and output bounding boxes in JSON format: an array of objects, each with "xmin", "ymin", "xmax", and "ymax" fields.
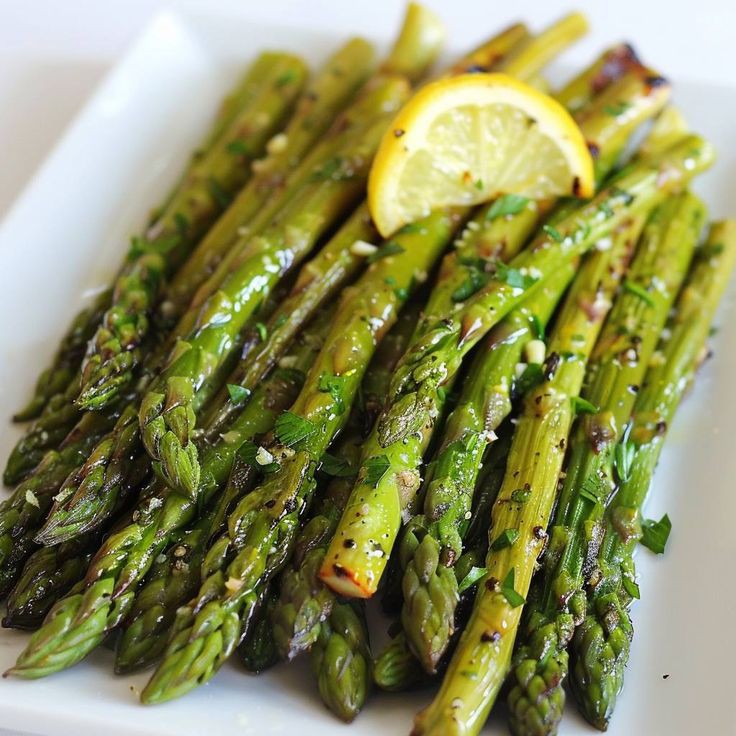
[
  {"xmin": 270, "ymin": 305, "xmax": 419, "ymax": 660},
  {"xmin": 413, "ymin": 207, "xmax": 647, "ymax": 736},
  {"xmin": 202, "ymin": 202, "xmax": 377, "ymax": 436},
  {"xmin": 140, "ymin": 206, "xmax": 458, "ymax": 704},
  {"xmin": 238, "ymin": 586, "xmax": 280, "ymax": 674},
  {"xmin": 506, "ymin": 191, "xmax": 707, "ymax": 736},
  {"xmin": 11, "ymin": 290, "xmax": 112, "ymax": 424},
  {"xmin": 10, "ymin": 52, "xmax": 284, "ymax": 423},
  {"xmin": 374, "ymin": 629, "xmax": 428, "ymax": 692},
  {"xmin": 398, "ymin": 264, "xmax": 574, "ymax": 675},
  {"xmin": 319, "ymin": 110, "xmax": 698, "ymax": 603},
  {"xmin": 570, "ymin": 221, "xmax": 736, "ymax": 729},
  {"xmin": 7, "ymin": 315, "xmax": 331, "ymax": 678},
  {"xmin": 4, "ymin": 383, "xmax": 89, "ymax": 487},
  {"xmin": 497, "ymin": 12, "xmax": 589, "ymax": 79},
  {"xmin": 75, "ymin": 55, "xmax": 308, "ymax": 410},
  {"xmin": 139, "ymin": 79, "xmax": 410, "ymax": 498},
  {"xmin": 162, "ymin": 37, "xmax": 377, "ymax": 321},
  {"xmin": 374, "ymin": 432, "xmax": 511, "ymax": 691},
  {"xmin": 0, "ymin": 411, "xmax": 119, "ymax": 598},
  {"xmin": 115, "ymin": 514, "xmax": 211, "ymax": 673},
  {"xmin": 554, "ymin": 43, "xmax": 642, "ymax": 113},
  {"xmin": 3, "ymin": 536, "xmax": 94, "ymax": 630},
  {"xmin": 310, "ymin": 600, "xmax": 372, "ymax": 722}
]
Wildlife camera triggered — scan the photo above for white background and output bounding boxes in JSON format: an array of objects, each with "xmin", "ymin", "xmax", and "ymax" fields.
[{"xmin": 1, "ymin": 0, "xmax": 735, "ymax": 219}]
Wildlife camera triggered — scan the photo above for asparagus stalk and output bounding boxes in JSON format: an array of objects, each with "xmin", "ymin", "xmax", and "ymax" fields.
[
  {"xmin": 413, "ymin": 208, "xmax": 647, "ymax": 736},
  {"xmin": 7, "ymin": 316, "xmax": 331, "ymax": 678},
  {"xmin": 497, "ymin": 12, "xmax": 589, "ymax": 79},
  {"xmin": 374, "ymin": 432, "xmax": 511, "ymax": 691},
  {"xmin": 140, "ymin": 207, "xmax": 458, "ymax": 704},
  {"xmin": 11, "ymin": 290, "xmax": 112, "ymax": 424},
  {"xmin": 444, "ymin": 23, "xmax": 529, "ymax": 76},
  {"xmin": 202, "ymin": 202, "xmax": 377, "ymax": 436},
  {"xmin": 270, "ymin": 305, "xmax": 419, "ymax": 660},
  {"xmin": 162, "ymin": 37, "xmax": 376, "ymax": 320},
  {"xmin": 3, "ymin": 536, "xmax": 94, "ymax": 630},
  {"xmin": 398, "ymin": 264, "xmax": 574, "ymax": 675},
  {"xmin": 0, "ymin": 410, "xmax": 119, "ymax": 597},
  {"xmin": 506, "ymin": 191, "xmax": 707, "ymax": 736},
  {"xmin": 10, "ymin": 52, "xmax": 285, "ymax": 423},
  {"xmin": 4, "ymin": 383, "xmax": 89, "ymax": 487},
  {"xmin": 115, "ymin": 514, "xmax": 211, "ymax": 673},
  {"xmin": 238, "ymin": 586, "xmax": 280, "ymax": 674},
  {"xmin": 570, "ymin": 221, "xmax": 736, "ymax": 729},
  {"xmin": 554, "ymin": 43, "xmax": 642, "ymax": 113},
  {"xmin": 374, "ymin": 628, "xmax": 427, "ymax": 692},
  {"xmin": 76, "ymin": 55, "xmax": 308, "ymax": 410},
  {"xmin": 310, "ymin": 600, "xmax": 372, "ymax": 721},
  {"xmin": 138, "ymin": 79, "xmax": 410, "ymax": 498},
  {"xmin": 381, "ymin": 2, "xmax": 445, "ymax": 83},
  {"xmin": 319, "ymin": 108, "xmax": 699, "ymax": 603}
]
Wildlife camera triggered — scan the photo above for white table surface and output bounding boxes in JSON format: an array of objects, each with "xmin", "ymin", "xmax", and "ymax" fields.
[{"xmin": 1, "ymin": 1, "xmax": 735, "ymax": 734}]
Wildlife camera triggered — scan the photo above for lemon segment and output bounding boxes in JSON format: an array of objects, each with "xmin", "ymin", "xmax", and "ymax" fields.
[{"xmin": 368, "ymin": 73, "xmax": 594, "ymax": 237}]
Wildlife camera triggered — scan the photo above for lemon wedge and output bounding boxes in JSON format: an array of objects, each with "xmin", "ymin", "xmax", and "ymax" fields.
[{"xmin": 368, "ymin": 73, "xmax": 594, "ymax": 237}]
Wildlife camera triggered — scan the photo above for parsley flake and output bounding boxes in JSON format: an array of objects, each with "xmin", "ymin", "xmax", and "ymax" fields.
[
  {"xmin": 640, "ymin": 514, "xmax": 671, "ymax": 554},
  {"xmin": 320, "ymin": 452, "xmax": 356, "ymax": 478},
  {"xmin": 363, "ymin": 455, "xmax": 391, "ymax": 487},
  {"xmin": 623, "ymin": 280, "xmax": 656, "ymax": 307},
  {"xmin": 543, "ymin": 224, "xmax": 565, "ymax": 243},
  {"xmin": 500, "ymin": 568, "xmax": 526, "ymax": 608},
  {"xmin": 274, "ymin": 411, "xmax": 316, "ymax": 448},
  {"xmin": 368, "ymin": 241, "xmax": 405, "ymax": 264},
  {"xmin": 491, "ymin": 528, "xmax": 520, "ymax": 551},
  {"xmin": 458, "ymin": 566, "xmax": 488, "ymax": 593},
  {"xmin": 571, "ymin": 396, "xmax": 598, "ymax": 415},
  {"xmin": 485, "ymin": 194, "xmax": 530, "ymax": 221},
  {"xmin": 227, "ymin": 384, "xmax": 251, "ymax": 405}
]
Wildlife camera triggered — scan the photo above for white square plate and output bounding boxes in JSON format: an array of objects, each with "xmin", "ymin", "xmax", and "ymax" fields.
[{"xmin": 1, "ymin": 5, "xmax": 735, "ymax": 735}]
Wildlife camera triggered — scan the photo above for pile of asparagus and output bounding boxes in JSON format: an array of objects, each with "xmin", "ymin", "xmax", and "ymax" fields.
[{"xmin": 2, "ymin": 4, "xmax": 733, "ymax": 733}]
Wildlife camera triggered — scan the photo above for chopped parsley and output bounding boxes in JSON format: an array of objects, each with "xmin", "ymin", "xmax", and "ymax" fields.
[
  {"xmin": 491, "ymin": 528, "xmax": 520, "ymax": 551},
  {"xmin": 363, "ymin": 455, "xmax": 391, "ymax": 487},
  {"xmin": 530, "ymin": 314, "xmax": 545, "ymax": 340},
  {"xmin": 515, "ymin": 363, "xmax": 544, "ymax": 396},
  {"xmin": 485, "ymin": 194, "xmax": 530, "ymax": 221},
  {"xmin": 254, "ymin": 322, "xmax": 268, "ymax": 341},
  {"xmin": 604, "ymin": 101, "xmax": 632, "ymax": 116},
  {"xmin": 318, "ymin": 373, "xmax": 346, "ymax": 414},
  {"xmin": 458, "ymin": 566, "xmax": 488, "ymax": 593},
  {"xmin": 274, "ymin": 411, "xmax": 316, "ymax": 448},
  {"xmin": 500, "ymin": 568, "xmax": 526, "ymax": 608},
  {"xmin": 614, "ymin": 438, "xmax": 636, "ymax": 483},
  {"xmin": 367, "ymin": 241, "xmax": 405, "ymax": 264},
  {"xmin": 320, "ymin": 452, "xmax": 356, "ymax": 478},
  {"xmin": 571, "ymin": 396, "xmax": 598, "ymax": 415},
  {"xmin": 496, "ymin": 262, "xmax": 537, "ymax": 290},
  {"xmin": 543, "ymin": 224, "xmax": 564, "ymax": 243},
  {"xmin": 623, "ymin": 280, "xmax": 655, "ymax": 307},
  {"xmin": 640, "ymin": 514, "xmax": 671, "ymax": 554},
  {"xmin": 226, "ymin": 139, "xmax": 251, "ymax": 156},
  {"xmin": 227, "ymin": 384, "xmax": 251, "ymax": 405}
]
